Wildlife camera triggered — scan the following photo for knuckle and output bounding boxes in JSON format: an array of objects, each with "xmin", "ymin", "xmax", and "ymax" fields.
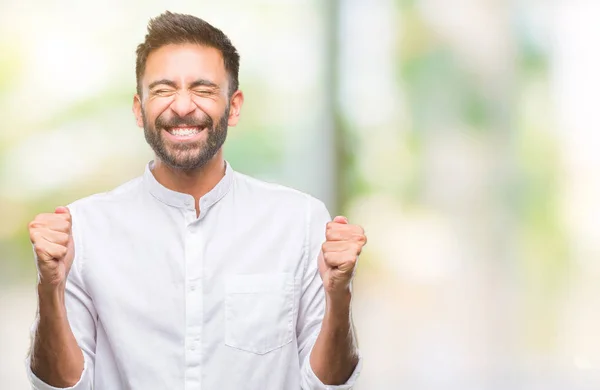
[
  {"xmin": 63, "ymin": 214, "xmax": 72, "ymax": 224},
  {"xmin": 326, "ymin": 224, "xmax": 338, "ymax": 234},
  {"xmin": 58, "ymin": 232, "xmax": 70, "ymax": 245},
  {"xmin": 50, "ymin": 245, "xmax": 65, "ymax": 259},
  {"xmin": 52, "ymin": 220, "xmax": 68, "ymax": 233},
  {"xmin": 34, "ymin": 245, "xmax": 48, "ymax": 259},
  {"xmin": 29, "ymin": 230, "xmax": 40, "ymax": 243},
  {"xmin": 28, "ymin": 220, "xmax": 42, "ymax": 230},
  {"xmin": 347, "ymin": 255, "xmax": 357, "ymax": 266},
  {"xmin": 33, "ymin": 242, "xmax": 43, "ymax": 253}
]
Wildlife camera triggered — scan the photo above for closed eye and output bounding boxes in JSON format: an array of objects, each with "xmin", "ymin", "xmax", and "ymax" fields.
[
  {"xmin": 192, "ymin": 89, "xmax": 215, "ymax": 96},
  {"xmin": 152, "ymin": 89, "xmax": 176, "ymax": 96}
]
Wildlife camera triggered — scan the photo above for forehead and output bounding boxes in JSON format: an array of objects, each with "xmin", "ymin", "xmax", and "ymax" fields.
[{"xmin": 143, "ymin": 43, "xmax": 227, "ymax": 86}]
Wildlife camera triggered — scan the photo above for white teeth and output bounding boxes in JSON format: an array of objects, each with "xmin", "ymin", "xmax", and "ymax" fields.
[{"xmin": 169, "ymin": 127, "xmax": 200, "ymax": 136}]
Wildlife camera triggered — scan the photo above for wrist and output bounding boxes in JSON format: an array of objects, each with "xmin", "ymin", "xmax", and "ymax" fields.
[
  {"xmin": 37, "ymin": 283, "xmax": 66, "ymax": 316},
  {"xmin": 325, "ymin": 288, "xmax": 352, "ymax": 316}
]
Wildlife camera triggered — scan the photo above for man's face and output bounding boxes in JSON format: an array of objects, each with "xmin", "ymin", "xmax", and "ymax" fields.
[{"xmin": 134, "ymin": 43, "xmax": 239, "ymax": 170}]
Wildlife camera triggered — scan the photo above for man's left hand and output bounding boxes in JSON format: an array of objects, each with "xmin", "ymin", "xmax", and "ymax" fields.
[{"xmin": 318, "ymin": 216, "xmax": 367, "ymax": 297}]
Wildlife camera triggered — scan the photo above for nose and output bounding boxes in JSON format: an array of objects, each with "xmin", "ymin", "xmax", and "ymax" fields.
[{"xmin": 170, "ymin": 91, "xmax": 196, "ymax": 118}]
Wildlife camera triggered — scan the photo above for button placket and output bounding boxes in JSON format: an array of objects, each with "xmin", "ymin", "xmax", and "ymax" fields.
[{"xmin": 184, "ymin": 219, "xmax": 204, "ymax": 388}]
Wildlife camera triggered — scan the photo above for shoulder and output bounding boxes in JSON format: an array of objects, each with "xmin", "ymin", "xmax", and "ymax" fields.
[
  {"xmin": 232, "ymin": 171, "xmax": 328, "ymax": 213},
  {"xmin": 67, "ymin": 176, "xmax": 144, "ymax": 218}
]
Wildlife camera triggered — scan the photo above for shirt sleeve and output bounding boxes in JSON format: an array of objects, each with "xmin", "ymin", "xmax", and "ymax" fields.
[
  {"xmin": 25, "ymin": 204, "xmax": 96, "ymax": 390},
  {"xmin": 297, "ymin": 196, "xmax": 362, "ymax": 390}
]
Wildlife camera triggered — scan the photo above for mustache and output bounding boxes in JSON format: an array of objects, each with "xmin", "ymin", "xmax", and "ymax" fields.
[{"xmin": 155, "ymin": 114, "xmax": 213, "ymax": 130}]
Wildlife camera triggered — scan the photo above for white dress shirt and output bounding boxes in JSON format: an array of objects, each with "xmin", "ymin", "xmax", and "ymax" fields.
[{"xmin": 26, "ymin": 161, "xmax": 361, "ymax": 390}]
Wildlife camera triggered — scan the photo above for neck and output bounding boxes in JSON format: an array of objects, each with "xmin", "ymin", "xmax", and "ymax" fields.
[{"xmin": 151, "ymin": 150, "xmax": 226, "ymax": 203}]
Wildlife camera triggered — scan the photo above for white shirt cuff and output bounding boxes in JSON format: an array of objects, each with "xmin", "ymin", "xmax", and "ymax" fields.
[
  {"xmin": 25, "ymin": 356, "xmax": 90, "ymax": 390},
  {"xmin": 303, "ymin": 352, "xmax": 363, "ymax": 389}
]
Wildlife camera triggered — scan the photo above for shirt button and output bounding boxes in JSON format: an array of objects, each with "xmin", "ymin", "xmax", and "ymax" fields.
[{"xmin": 189, "ymin": 284, "xmax": 196, "ymax": 291}]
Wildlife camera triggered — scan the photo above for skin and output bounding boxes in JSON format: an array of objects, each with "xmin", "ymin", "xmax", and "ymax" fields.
[{"xmin": 28, "ymin": 43, "xmax": 366, "ymax": 386}]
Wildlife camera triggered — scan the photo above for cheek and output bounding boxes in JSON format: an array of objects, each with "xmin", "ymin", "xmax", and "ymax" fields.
[
  {"xmin": 192, "ymin": 96, "xmax": 227, "ymax": 119},
  {"xmin": 146, "ymin": 97, "xmax": 174, "ymax": 123}
]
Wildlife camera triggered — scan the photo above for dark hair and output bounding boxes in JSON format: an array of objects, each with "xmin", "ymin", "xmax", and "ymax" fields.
[{"xmin": 135, "ymin": 11, "xmax": 240, "ymax": 97}]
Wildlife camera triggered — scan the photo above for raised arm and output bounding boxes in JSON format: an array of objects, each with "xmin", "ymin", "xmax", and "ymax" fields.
[
  {"xmin": 297, "ymin": 198, "xmax": 365, "ymax": 389},
  {"xmin": 310, "ymin": 215, "xmax": 364, "ymax": 384},
  {"xmin": 27, "ymin": 206, "xmax": 95, "ymax": 389}
]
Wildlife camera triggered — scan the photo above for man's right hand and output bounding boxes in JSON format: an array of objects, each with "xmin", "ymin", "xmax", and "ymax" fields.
[
  {"xmin": 28, "ymin": 206, "xmax": 85, "ymax": 387},
  {"xmin": 29, "ymin": 206, "xmax": 75, "ymax": 289}
]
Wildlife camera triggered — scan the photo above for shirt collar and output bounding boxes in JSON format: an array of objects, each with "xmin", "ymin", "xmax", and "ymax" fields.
[{"xmin": 143, "ymin": 160, "xmax": 234, "ymax": 213}]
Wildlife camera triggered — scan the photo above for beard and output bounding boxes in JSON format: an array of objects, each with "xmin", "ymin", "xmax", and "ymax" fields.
[{"xmin": 142, "ymin": 106, "xmax": 229, "ymax": 171}]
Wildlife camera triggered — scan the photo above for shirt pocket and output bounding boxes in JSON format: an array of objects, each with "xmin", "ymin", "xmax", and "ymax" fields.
[{"xmin": 225, "ymin": 273, "xmax": 294, "ymax": 355}]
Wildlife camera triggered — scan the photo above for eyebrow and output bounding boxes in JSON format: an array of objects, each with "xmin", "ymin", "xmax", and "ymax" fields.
[
  {"xmin": 189, "ymin": 79, "xmax": 219, "ymax": 90},
  {"xmin": 148, "ymin": 79, "xmax": 178, "ymax": 90}
]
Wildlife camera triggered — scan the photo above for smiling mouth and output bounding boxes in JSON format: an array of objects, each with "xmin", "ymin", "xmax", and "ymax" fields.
[{"xmin": 165, "ymin": 126, "xmax": 203, "ymax": 137}]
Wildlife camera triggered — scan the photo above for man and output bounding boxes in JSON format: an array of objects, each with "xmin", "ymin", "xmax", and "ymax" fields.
[{"xmin": 26, "ymin": 11, "xmax": 365, "ymax": 390}]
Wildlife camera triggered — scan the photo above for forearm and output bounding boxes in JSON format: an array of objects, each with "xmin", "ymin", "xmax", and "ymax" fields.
[
  {"xmin": 31, "ymin": 284, "xmax": 84, "ymax": 387},
  {"xmin": 309, "ymin": 290, "xmax": 359, "ymax": 385}
]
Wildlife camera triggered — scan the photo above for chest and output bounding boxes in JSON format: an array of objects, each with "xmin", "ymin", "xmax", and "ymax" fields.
[{"xmin": 82, "ymin": 208, "xmax": 306, "ymax": 329}]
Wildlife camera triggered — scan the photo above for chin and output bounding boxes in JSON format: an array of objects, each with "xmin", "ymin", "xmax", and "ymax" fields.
[{"xmin": 167, "ymin": 155, "xmax": 212, "ymax": 170}]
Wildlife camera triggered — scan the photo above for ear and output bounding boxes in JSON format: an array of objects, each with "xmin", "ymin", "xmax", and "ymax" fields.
[
  {"xmin": 132, "ymin": 94, "xmax": 144, "ymax": 128},
  {"xmin": 227, "ymin": 90, "xmax": 244, "ymax": 127}
]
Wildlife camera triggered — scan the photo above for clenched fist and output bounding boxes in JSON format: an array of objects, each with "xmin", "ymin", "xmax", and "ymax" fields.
[
  {"xmin": 28, "ymin": 206, "xmax": 74, "ymax": 289},
  {"xmin": 318, "ymin": 216, "xmax": 367, "ymax": 296}
]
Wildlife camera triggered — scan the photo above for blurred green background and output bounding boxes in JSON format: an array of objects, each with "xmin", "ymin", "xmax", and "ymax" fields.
[{"xmin": 2, "ymin": 0, "xmax": 600, "ymax": 388}]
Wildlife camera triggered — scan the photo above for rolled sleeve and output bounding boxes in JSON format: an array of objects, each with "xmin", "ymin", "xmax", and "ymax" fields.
[
  {"xmin": 301, "ymin": 350, "xmax": 363, "ymax": 390},
  {"xmin": 25, "ymin": 356, "xmax": 92, "ymax": 390}
]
